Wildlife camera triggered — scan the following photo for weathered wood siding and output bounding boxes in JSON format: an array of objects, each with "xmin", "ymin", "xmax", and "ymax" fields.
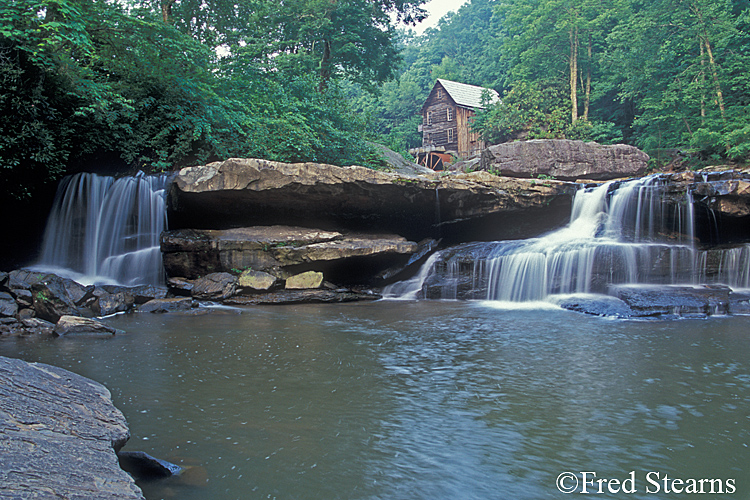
[
  {"xmin": 421, "ymin": 82, "xmax": 486, "ymax": 158},
  {"xmin": 459, "ymin": 108, "xmax": 486, "ymax": 157},
  {"xmin": 421, "ymin": 82, "xmax": 458, "ymax": 152}
]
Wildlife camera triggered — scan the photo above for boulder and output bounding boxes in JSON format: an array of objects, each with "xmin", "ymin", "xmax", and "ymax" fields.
[
  {"xmin": 138, "ymin": 297, "xmax": 194, "ymax": 313},
  {"xmin": 480, "ymin": 139, "xmax": 649, "ymax": 181},
  {"xmin": 285, "ymin": 271, "xmax": 324, "ymax": 289},
  {"xmin": 0, "ymin": 356, "xmax": 144, "ymax": 499},
  {"xmin": 8, "ymin": 269, "xmax": 48, "ymax": 290},
  {"xmin": 167, "ymin": 158, "xmax": 577, "ymax": 241},
  {"xmin": 608, "ymin": 284, "xmax": 732, "ymax": 318},
  {"xmin": 31, "ymin": 275, "xmax": 83, "ymax": 322},
  {"xmin": 167, "ymin": 276, "xmax": 194, "ymax": 295},
  {"xmin": 10, "ymin": 288, "xmax": 33, "ymax": 308},
  {"xmin": 20, "ymin": 317, "xmax": 55, "ymax": 335},
  {"xmin": 129, "ymin": 284, "xmax": 169, "ymax": 304},
  {"xmin": 54, "ymin": 315, "xmax": 119, "ymax": 336},
  {"xmin": 0, "ymin": 291, "xmax": 18, "ymax": 317},
  {"xmin": 95, "ymin": 291, "xmax": 134, "ymax": 317},
  {"xmin": 238, "ymin": 269, "xmax": 278, "ymax": 292},
  {"xmin": 190, "ymin": 272, "xmax": 237, "ymax": 300}
]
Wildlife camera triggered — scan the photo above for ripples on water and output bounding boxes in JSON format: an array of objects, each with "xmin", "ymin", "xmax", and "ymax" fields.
[{"xmin": 1, "ymin": 302, "xmax": 749, "ymax": 499}]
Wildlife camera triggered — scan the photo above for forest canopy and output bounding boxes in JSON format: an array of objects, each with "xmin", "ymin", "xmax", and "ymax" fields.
[
  {"xmin": 355, "ymin": 0, "xmax": 750, "ymax": 168},
  {"xmin": 1, "ymin": 0, "xmax": 749, "ymax": 201},
  {"xmin": 0, "ymin": 0, "xmax": 425, "ymax": 199}
]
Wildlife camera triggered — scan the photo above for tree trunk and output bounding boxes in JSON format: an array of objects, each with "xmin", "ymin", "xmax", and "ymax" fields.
[
  {"xmin": 162, "ymin": 0, "xmax": 177, "ymax": 23},
  {"xmin": 318, "ymin": 39, "xmax": 332, "ymax": 92},
  {"xmin": 702, "ymin": 32, "xmax": 726, "ymax": 119},
  {"xmin": 583, "ymin": 32, "xmax": 591, "ymax": 121},
  {"xmin": 700, "ymin": 38, "xmax": 706, "ymax": 122},
  {"xmin": 692, "ymin": 6, "xmax": 726, "ymax": 120},
  {"xmin": 569, "ymin": 27, "xmax": 579, "ymax": 124}
]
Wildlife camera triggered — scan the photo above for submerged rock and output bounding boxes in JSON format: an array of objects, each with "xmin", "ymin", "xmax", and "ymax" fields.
[
  {"xmin": 0, "ymin": 356, "xmax": 144, "ymax": 499},
  {"xmin": 118, "ymin": 451, "xmax": 184, "ymax": 480}
]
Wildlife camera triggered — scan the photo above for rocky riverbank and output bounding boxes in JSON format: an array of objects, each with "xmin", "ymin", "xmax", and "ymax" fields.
[{"xmin": 0, "ymin": 355, "xmax": 144, "ymax": 499}]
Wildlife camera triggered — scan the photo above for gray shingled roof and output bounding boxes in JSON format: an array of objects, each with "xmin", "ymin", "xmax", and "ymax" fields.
[{"xmin": 436, "ymin": 79, "xmax": 500, "ymax": 110}]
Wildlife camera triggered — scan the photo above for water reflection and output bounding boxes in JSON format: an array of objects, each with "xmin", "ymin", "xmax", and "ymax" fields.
[{"xmin": 1, "ymin": 302, "xmax": 749, "ymax": 499}]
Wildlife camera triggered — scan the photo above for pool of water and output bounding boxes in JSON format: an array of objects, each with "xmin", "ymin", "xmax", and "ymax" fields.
[{"xmin": 1, "ymin": 301, "xmax": 749, "ymax": 499}]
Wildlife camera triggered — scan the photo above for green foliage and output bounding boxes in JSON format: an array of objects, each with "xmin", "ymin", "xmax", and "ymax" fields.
[
  {"xmin": 472, "ymin": 81, "xmax": 571, "ymax": 143},
  {"xmin": 1, "ymin": 0, "xmax": 411, "ymax": 201}
]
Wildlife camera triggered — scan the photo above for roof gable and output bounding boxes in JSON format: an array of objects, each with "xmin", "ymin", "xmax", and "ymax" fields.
[{"xmin": 435, "ymin": 79, "xmax": 499, "ymax": 110}]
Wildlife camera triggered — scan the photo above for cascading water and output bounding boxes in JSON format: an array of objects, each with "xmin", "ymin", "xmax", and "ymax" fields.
[
  {"xmin": 385, "ymin": 174, "xmax": 750, "ymax": 302},
  {"xmin": 34, "ymin": 172, "xmax": 170, "ymax": 286}
]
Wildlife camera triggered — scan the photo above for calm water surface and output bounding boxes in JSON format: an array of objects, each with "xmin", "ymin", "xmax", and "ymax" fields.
[{"xmin": 1, "ymin": 301, "xmax": 749, "ymax": 499}]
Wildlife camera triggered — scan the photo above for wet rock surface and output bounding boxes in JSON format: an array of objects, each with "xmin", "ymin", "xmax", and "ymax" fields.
[
  {"xmin": 138, "ymin": 297, "xmax": 195, "ymax": 313},
  {"xmin": 0, "ymin": 270, "xmax": 172, "ymax": 334},
  {"xmin": 0, "ymin": 355, "xmax": 144, "ymax": 499},
  {"xmin": 554, "ymin": 285, "xmax": 750, "ymax": 319}
]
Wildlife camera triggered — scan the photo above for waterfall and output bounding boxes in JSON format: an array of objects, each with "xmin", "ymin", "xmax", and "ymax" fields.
[
  {"xmin": 388, "ymin": 174, "xmax": 750, "ymax": 301},
  {"xmin": 34, "ymin": 172, "xmax": 170, "ymax": 286}
]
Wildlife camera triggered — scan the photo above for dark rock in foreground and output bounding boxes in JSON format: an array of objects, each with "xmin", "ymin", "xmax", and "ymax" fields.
[{"xmin": 0, "ymin": 356, "xmax": 144, "ymax": 499}]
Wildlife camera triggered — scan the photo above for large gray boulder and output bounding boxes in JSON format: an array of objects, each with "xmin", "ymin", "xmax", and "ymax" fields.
[
  {"xmin": 167, "ymin": 158, "xmax": 577, "ymax": 241},
  {"xmin": 0, "ymin": 356, "xmax": 144, "ymax": 499},
  {"xmin": 480, "ymin": 139, "xmax": 649, "ymax": 181}
]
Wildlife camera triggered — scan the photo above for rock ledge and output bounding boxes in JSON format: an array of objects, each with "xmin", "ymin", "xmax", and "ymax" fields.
[{"xmin": 0, "ymin": 355, "xmax": 144, "ymax": 499}]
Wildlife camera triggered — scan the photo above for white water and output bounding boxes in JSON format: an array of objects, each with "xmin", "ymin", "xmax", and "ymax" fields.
[
  {"xmin": 387, "ymin": 175, "xmax": 750, "ymax": 301},
  {"xmin": 34, "ymin": 172, "xmax": 170, "ymax": 286}
]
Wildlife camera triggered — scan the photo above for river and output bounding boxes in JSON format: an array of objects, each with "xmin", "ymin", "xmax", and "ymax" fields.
[{"xmin": 1, "ymin": 300, "xmax": 748, "ymax": 499}]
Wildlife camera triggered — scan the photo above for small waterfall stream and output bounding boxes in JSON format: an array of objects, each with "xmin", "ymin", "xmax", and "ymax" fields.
[
  {"xmin": 34, "ymin": 172, "xmax": 170, "ymax": 286},
  {"xmin": 386, "ymin": 174, "xmax": 750, "ymax": 301}
]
